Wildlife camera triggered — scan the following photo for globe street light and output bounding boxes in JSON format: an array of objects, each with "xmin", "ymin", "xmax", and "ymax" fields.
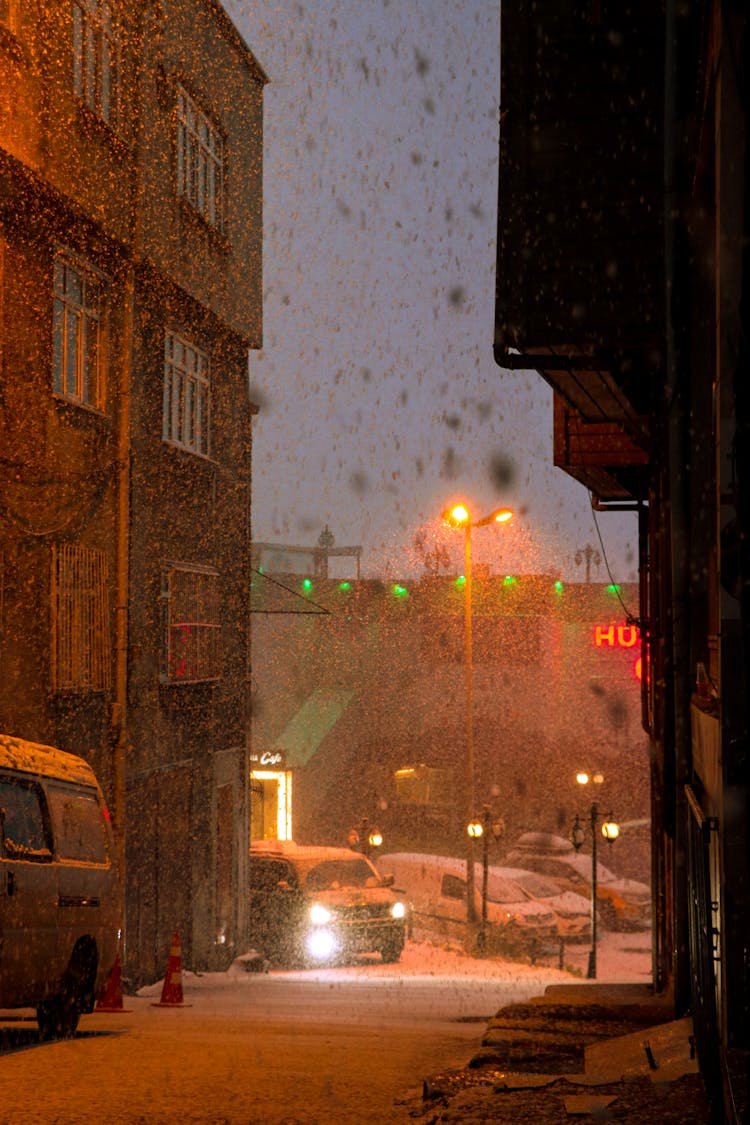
[
  {"xmin": 347, "ymin": 817, "xmax": 383, "ymax": 859},
  {"xmin": 442, "ymin": 502, "xmax": 513, "ymax": 929},
  {"xmin": 467, "ymin": 804, "xmax": 506, "ymax": 955},
  {"xmin": 571, "ymin": 771, "xmax": 619, "ymax": 979}
]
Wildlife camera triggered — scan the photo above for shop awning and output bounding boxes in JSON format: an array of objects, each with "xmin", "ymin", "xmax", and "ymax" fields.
[{"xmin": 271, "ymin": 687, "xmax": 353, "ymax": 767}]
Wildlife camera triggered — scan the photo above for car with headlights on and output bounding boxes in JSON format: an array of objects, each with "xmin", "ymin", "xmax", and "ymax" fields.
[{"xmin": 247, "ymin": 841, "xmax": 406, "ymax": 966}]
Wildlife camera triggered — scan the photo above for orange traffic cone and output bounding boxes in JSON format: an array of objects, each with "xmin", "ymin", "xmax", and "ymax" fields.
[
  {"xmin": 152, "ymin": 930, "xmax": 191, "ymax": 1007},
  {"xmin": 95, "ymin": 953, "xmax": 131, "ymax": 1013}
]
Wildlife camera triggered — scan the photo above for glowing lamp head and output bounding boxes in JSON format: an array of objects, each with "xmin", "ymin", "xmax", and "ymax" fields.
[
  {"xmin": 444, "ymin": 503, "xmax": 470, "ymax": 527},
  {"xmin": 492, "ymin": 509, "xmax": 513, "ymax": 524},
  {"xmin": 467, "ymin": 818, "xmax": 484, "ymax": 839},
  {"xmin": 602, "ymin": 817, "xmax": 620, "ymax": 843},
  {"xmin": 576, "ymin": 772, "xmax": 590, "ymax": 787}
]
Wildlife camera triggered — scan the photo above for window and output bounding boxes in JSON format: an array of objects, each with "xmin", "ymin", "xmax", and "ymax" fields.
[
  {"xmin": 45, "ymin": 784, "xmax": 109, "ymax": 864},
  {"xmin": 72, "ymin": 0, "xmax": 119, "ymax": 128},
  {"xmin": 51, "ymin": 543, "xmax": 111, "ymax": 692},
  {"xmin": 176, "ymin": 86, "xmax": 224, "ymax": 229},
  {"xmin": 0, "ymin": 1, "xmax": 18, "ymax": 31},
  {"xmin": 0, "ymin": 778, "xmax": 51, "ymax": 861},
  {"xmin": 162, "ymin": 565, "xmax": 221, "ymax": 683},
  {"xmin": 441, "ymin": 873, "xmax": 467, "ymax": 901},
  {"xmin": 52, "ymin": 254, "xmax": 106, "ymax": 409},
  {"xmin": 163, "ymin": 331, "xmax": 210, "ymax": 455}
]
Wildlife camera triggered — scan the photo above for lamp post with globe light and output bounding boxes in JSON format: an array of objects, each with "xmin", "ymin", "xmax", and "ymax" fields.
[
  {"xmin": 467, "ymin": 804, "xmax": 506, "ymax": 955},
  {"xmin": 442, "ymin": 502, "xmax": 513, "ymax": 929},
  {"xmin": 571, "ymin": 771, "xmax": 620, "ymax": 979},
  {"xmin": 347, "ymin": 817, "xmax": 383, "ymax": 859}
]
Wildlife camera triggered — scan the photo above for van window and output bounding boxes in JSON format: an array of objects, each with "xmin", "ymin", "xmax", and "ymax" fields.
[
  {"xmin": 45, "ymin": 784, "xmax": 109, "ymax": 863},
  {"xmin": 0, "ymin": 776, "xmax": 52, "ymax": 861},
  {"xmin": 441, "ymin": 873, "xmax": 466, "ymax": 900}
]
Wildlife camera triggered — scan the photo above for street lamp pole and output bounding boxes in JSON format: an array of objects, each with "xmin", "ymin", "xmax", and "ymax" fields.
[
  {"xmin": 468, "ymin": 805, "xmax": 505, "ymax": 956},
  {"xmin": 463, "ymin": 521, "xmax": 477, "ymax": 925},
  {"xmin": 572, "ymin": 771, "xmax": 619, "ymax": 980},
  {"xmin": 589, "ymin": 801, "xmax": 599, "ymax": 980},
  {"xmin": 442, "ymin": 503, "xmax": 513, "ymax": 932}
]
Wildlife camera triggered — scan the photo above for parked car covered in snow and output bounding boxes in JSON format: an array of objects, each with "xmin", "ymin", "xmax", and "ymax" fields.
[
  {"xmin": 378, "ymin": 852, "xmax": 559, "ymax": 958},
  {"xmin": 489, "ymin": 865, "xmax": 591, "ymax": 942},
  {"xmin": 503, "ymin": 832, "xmax": 651, "ymax": 931},
  {"xmin": 248, "ymin": 841, "xmax": 406, "ymax": 966}
]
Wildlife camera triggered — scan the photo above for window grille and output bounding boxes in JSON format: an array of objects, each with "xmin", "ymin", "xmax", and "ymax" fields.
[
  {"xmin": 176, "ymin": 87, "xmax": 224, "ymax": 230},
  {"xmin": 0, "ymin": 1, "xmax": 19, "ymax": 31},
  {"xmin": 163, "ymin": 331, "xmax": 210, "ymax": 455},
  {"xmin": 163, "ymin": 566, "xmax": 221, "ymax": 683},
  {"xmin": 51, "ymin": 544, "xmax": 111, "ymax": 692},
  {"xmin": 72, "ymin": 0, "xmax": 119, "ymax": 128},
  {"xmin": 52, "ymin": 255, "xmax": 105, "ymax": 409}
]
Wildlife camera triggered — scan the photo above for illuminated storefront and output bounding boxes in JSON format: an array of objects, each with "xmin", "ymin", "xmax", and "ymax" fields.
[{"xmin": 250, "ymin": 750, "xmax": 292, "ymax": 841}]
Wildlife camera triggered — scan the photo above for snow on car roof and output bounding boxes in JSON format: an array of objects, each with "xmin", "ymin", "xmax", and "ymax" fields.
[
  {"xmin": 0, "ymin": 732, "xmax": 99, "ymax": 787},
  {"xmin": 250, "ymin": 840, "xmax": 377, "ymax": 863}
]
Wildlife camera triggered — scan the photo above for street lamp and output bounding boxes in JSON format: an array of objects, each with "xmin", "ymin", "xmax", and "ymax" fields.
[
  {"xmin": 571, "ymin": 771, "xmax": 619, "ymax": 979},
  {"xmin": 467, "ymin": 805, "xmax": 505, "ymax": 955},
  {"xmin": 442, "ymin": 502, "xmax": 513, "ymax": 927},
  {"xmin": 347, "ymin": 817, "xmax": 383, "ymax": 859}
]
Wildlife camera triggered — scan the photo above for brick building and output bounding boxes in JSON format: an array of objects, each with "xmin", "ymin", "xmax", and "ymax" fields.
[{"xmin": 0, "ymin": 0, "xmax": 265, "ymax": 982}]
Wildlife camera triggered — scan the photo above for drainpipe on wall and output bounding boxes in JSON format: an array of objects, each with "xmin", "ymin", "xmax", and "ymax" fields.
[
  {"xmin": 664, "ymin": 0, "xmax": 692, "ymax": 1014},
  {"xmin": 113, "ymin": 266, "xmax": 134, "ymax": 950}
]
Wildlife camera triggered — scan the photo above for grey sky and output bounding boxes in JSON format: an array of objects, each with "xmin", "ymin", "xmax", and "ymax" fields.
[{"xmin": 227, "ymin": 0, "xmax": 638, "ymax": 582}]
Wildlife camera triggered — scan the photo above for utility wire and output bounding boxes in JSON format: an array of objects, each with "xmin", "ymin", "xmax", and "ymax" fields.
[
  {"xmin": 250, "ymin": 568, "xmax": 331, "ymax": 615},
  {"xmin": 589, "ymin": 492, "xmax": 638, "ymax": 623}
]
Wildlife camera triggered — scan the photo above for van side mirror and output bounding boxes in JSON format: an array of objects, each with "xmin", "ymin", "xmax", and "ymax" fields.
[{"xmin": 380, "ymin": 873, "xmax": 395, "ymax": 887}]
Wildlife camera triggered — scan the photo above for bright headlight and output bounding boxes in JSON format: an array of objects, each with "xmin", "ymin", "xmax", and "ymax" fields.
[
  {"xmin": 391, "ymin": 901, "xmax": 406, "ymax": 920},
  {"xmin": 306, "ymin": 929, "xmax": 338, "ymax": 961},
  {"xmin": 309, "ymin": 903, "xmax": 331, "ymax": 925}
]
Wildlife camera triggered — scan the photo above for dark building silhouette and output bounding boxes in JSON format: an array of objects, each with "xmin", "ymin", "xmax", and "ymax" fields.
[{"xmin": 495, "ymin": 4, "xmax": 748, "ymax": 1118}]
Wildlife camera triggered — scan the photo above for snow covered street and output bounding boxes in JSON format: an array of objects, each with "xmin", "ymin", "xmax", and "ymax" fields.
[{"xmin": 0, "ymin": 933, "xmax": 651, "ymax": 1124}]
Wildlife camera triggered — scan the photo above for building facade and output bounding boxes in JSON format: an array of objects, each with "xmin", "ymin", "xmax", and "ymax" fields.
[
  {"xmin": 0, "ymin": 0, "xmax": 265, "ymax": 983},
  {"xmin": 251, "ymin": 572, "xmax": 649, "ymax": 882},
  {"xmin": 495, "ymin": 3, "xmax": 748, "ymax": 1118}
]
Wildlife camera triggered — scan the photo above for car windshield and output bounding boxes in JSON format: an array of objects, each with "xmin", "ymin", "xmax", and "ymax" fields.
[
  {"xmin": 302, "ymin": 857, "xmax": 380, "ymax": 890},
  {"xmin": 484, "ymin": 873, "xmax": 523, "ymax": 904},
  {"xmin": 514, "ymin": 872, "xmax": 559, "ymax": 898}
]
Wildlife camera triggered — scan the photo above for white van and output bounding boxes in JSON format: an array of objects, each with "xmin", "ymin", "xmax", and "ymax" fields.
[
  {"xmin": 378, "ymin": 852, "xmax": 559, "ymax": 957},
  {"xmin": 0, "ymin": 733, "xmax": 121, "ymax": 1038}
]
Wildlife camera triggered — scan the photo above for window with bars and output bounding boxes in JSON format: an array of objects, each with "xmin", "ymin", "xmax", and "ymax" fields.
[
  {"xmin": 52, "ymin": 254, "xmax": 106, "ymax": 409},
  {"xmin": 162, "ymin": 566, "xmax": 221, "ymax": 683},
  {"xmin": 176, "ymin": 86, "xmax": 224, "ymax": 230},
  {"xmin": 72, "ymin": 0, "xmax": 119, "ymax": 128},
  {"xmin": 0, "ymin": 1, "xmax": 19, "ymax": 32},
  {"xmin": 163, "ymin": 331, "xmax": 210, "ymax": 455},
  {"xmin": 51, "ymin": 544, "xmax": 111, "ymax": 693}
]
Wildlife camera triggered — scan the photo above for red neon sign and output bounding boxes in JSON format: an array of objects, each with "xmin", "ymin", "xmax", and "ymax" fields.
[{"xmin": 593, "ymin": 623, "xmax": 640, "ymax": 648}]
